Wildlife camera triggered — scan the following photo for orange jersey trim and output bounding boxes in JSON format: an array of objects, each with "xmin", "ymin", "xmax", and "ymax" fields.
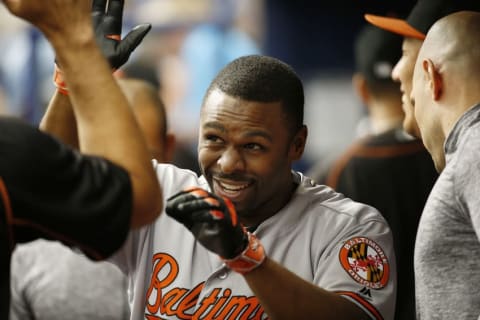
[
  {"xmin": 0, "ymin": 177, "xmax": 15, "ymax": 252},
  {"xmin": 336, "ymin": 291, "xmax": 384, "ymax": 320},
  {"xmin": 326, "ymin": 138, "xmax": 426, "ymax": 189}
]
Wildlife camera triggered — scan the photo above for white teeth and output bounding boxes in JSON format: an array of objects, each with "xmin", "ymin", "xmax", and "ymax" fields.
[{"xmin": 218, "ymin": 181, "xmax": 249, "ymax": 191}]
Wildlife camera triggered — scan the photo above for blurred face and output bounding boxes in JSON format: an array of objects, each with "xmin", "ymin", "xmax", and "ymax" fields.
[
  {"xmin": 133, "ymin": 104, "xmax": 169, "ymax": 163},
  {"xmin": 198, "ymin": 89, "xmax": 304, "ymax": 226},
  {"xmin": 391, "ymin": 38, "xmax": 423, "ymax": 138}
]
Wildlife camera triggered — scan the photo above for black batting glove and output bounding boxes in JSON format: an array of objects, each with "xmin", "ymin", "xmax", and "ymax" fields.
[
  {"xmin": 92, "ymin": 0, "xmax": 151, "ymax": 70},
  {"xmin": 53, "ymin": 0, "xmax": 151, "ymax": 95},
  {"xmin": 166, "ymin": 187, "xmax": 266, "ymax": 274},
  {"xmin": 166, "ymin": 187, "xmax": 247, "ymax": 259}
]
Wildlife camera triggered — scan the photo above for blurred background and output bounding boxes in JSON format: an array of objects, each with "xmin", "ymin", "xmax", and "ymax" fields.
[{"xmin": 0, "ymin": 0, "xmax": 416, "ymax": 174}]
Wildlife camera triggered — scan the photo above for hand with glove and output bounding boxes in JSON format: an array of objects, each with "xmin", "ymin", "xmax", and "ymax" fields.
[
  {"xmin": 54, "ymin": 0, "xmax": 151, "ymax": 95},
  {"xmin": 91, "ymin": 0, "xmax": 151, "ymax": 70},
  {"xmin": 166, "ymin": 187, "xmax": 266, "ymax": 274}
]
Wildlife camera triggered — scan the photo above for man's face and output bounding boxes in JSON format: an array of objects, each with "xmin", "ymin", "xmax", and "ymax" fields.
[
  {"xmin": 198, "ymin": 89, "xmax": 303, "ymax": 226},
  {"xmin": 391, "ymin": 37, "xmax": 423, "ymax": 138},
  {"xmin": 133, "ymin": 103, "xmax": 170, "ymax": 163}
]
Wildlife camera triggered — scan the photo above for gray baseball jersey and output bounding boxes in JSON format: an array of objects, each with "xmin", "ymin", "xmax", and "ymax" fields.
[
  {"xmin": 111, "ymin": 163, "xmax": 396, "ymax": 320},
  {"xmin": 10, "ymin": 240, "xmax": 129, "ymax": 320},
  {"xmin": 414, "ymin": 103, "xmax": 480, "ymax": 319}
]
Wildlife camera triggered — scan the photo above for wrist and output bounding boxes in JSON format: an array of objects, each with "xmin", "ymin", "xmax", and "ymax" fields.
[
  {"xmin": 52, "ymin": 40, "xmax": 112, "ymax": 95},
  {"xmin": 223, "ymin": 232, "xmax": 266, "ymax": 274},
  {"xmin": 53, "ymin": 64, "xmax": 68, "ymax": 95},
  {"xmin": 51, "ymin": 33, "xmax": 97, "ymax": 69},
  {"xmin": 44, "ymin": 23, "xmax": 95, "ymax": 50}
]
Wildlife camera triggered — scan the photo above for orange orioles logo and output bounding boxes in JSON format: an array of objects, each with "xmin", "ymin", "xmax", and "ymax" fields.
[
  {"xmin": 145, "ymin": 252, "xmax": 266, "ymax": 319},
  {"xmin": 339, "ymin": 237, "xmax": 389, "ymax": 289}
]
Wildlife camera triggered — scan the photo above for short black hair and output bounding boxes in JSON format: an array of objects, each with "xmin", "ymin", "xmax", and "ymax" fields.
[{"xmin": 204, "ymin": 55, "xmax": 304, "ymax": 134}]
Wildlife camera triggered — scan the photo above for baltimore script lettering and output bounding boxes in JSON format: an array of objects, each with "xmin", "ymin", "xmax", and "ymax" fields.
[{"xmin": 145, "ymin": 252, "xmax": 266, "ymax": 319}]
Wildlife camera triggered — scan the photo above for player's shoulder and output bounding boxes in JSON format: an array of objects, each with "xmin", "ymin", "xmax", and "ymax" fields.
[
  {"xmin": 0, "ymin": 116, "xmax": 63, "ymax": 149},
  {"xmin": 0, "ymin": 116, "xmax": 34, "ymax": 134},
  {"xmin": 0, "ymin": 117, "xmax": 65, "ymax": 166},
  {"xmin": 296, "ymin": 172, "xmax": 387, "ymax": 225}
]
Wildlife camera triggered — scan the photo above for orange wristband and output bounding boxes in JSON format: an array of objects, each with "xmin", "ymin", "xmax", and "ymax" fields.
[
  {"xmin": 53, "ymin": 34, "xmax": 120, "ymax": 95},
  {"xmin": 53, "ymin": 64, "xmax": 68, "ymax": 95},
  {"xmin": 223, "ymin": 232, "xmax": 266, "ymax": 274},
  {"xmin": 106, "ymin": 34, "xmax": 121, "ymax": 41}
]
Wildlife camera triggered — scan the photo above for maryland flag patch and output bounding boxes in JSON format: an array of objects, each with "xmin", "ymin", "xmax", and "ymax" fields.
[{"xmin": 339, "ymin": 237, "xmax": 389, "ymax": 289}]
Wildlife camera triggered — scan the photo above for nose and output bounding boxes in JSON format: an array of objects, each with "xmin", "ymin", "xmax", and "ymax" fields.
[{"xmin": 217, "ymin": 147, "xmax": 245, "ymax": 174}]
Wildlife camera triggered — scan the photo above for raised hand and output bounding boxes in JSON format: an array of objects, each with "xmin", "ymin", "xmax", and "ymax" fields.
[
  {"xmin": 49, "ymin": 0, "xmax": 151, "ymax": 94},
  {"xmin": 166, "ymin": 187, "xmax": 266, "ymax": 274},
  {"xmin": 92, "ymin": 0, "xmax": 151, "ymax": 70}
]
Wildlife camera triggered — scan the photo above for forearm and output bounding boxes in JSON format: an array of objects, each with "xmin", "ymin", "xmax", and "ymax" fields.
[
  {"xmin": 45, "ymin": 24, "xmax": 161, "ymax": 228},
  {"xmin": 40, "ymin": 90, "xmax": 78, "ymax": 148},
  {"xmin": 2, "ymin": 0, "xmax": 160, "ymax": 231},
  {"xmin": 244, "ymin": 257, "xmax": 369, "ymax": 320},
  {"xmin": 48, "ymin": 31, "xmax": 122, "ymax": 152}
]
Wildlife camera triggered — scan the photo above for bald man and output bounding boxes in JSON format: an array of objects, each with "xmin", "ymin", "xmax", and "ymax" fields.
[
  {"xmin": 321, "ymin": 26, "xmax": 437, "ymax": 320},
  {"xmin": 10, "ymin": 78, "xmax": 175, "ymax": 320},
  {"xmin": 410, "ymin": 11, "xmax": 480, "ymax": 319}
]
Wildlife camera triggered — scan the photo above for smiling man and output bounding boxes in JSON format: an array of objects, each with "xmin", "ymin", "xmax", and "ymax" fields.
[
  {"xmin": 99, "ymin": 55, "xmax": 396, "ymax": 320},
  {"xmin": 197, "ymin": 81, "xmax": 304, "ymax": 227}
]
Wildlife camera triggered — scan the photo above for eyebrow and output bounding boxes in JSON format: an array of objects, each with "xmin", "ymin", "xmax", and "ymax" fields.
[
  {"xmin": 202, "ymin": 122, "xmax": 273, "ymax": 142},
  {"xmin": 203, "ymin": 122, "xmax": 225, "ymax": 132}
]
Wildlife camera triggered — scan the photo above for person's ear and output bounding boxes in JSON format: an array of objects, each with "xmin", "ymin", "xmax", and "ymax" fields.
[
  {"xmin": 423, "ymin": 59, "xmax": 443, "ymax": 101},
  {"xmin": 289, "ymin": 125, "xmax": 307, "ymax": 161},
  {"xmin": 352, "ymin": 73, "xmax": 371, "ymax": 106}
]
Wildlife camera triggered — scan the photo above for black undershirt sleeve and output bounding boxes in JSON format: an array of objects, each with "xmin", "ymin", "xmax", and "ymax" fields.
[{"xmin": 0, "ymin": 117, "xmax": 133, "ymax": 260}]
